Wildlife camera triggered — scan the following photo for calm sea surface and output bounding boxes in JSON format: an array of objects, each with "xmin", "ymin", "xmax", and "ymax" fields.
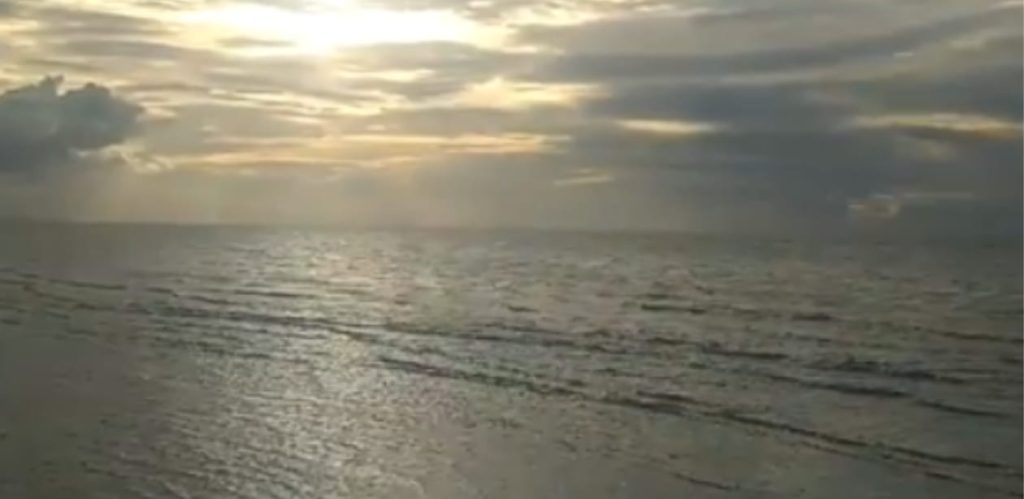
[{"xmin": 1, "ymin": 225, "xmax": 1021, "ymax": 498}]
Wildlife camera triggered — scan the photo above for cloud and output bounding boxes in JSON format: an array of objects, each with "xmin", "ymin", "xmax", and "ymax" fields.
[
  {"xmin": 617, "ymin": 120, "xmax": 719, "ymax": 136},
  {"xmin": 849, "ymin": 113, "xmax": 1021, "ymax": 139},
  {"xmin": 0, "ymin": 75, "xmax": 143, "ymax": 173},
  {"xmin": 848, "ymin": 194, "xmax": 902, "ymax": 220},
  {"xmin": 534, "ymin": 1, "xmax": 1022, "ymax": 234},
  {"xmin": 845, "ymin": 189, "xmax": 1020, "ymax": 238},
  {"xmin": 28, "ymin": 5, "xmax": 170, "ymax": 37},
  {"xmin": 0, "ymin": 0, "xmax": 1018, "ymax": 235},
  {"xmin": 588, "ymin": 83, "xmax": 841, "ymax": 130},
  {"xmin": 553, "ymin": 171, "xmax": 614, "ymax": 187},
  {"xmin": 528, "ymin": 2, "xmax": 1019, "ymax": 82}
]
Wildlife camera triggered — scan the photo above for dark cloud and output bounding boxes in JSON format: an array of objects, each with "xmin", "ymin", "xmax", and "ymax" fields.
[
  {"xmin": 553, "ymin": 122, "xmax": 1020, "ymax": 235},
  {"xmin": 0, "ymin": 76, "xmax": 143, "ymax": 173},
  {"xmin": 588, "ymin": 83, "xmax": 842, "ymax": 130},
  {"xmin": 580, "ymin": 39, "xmax": 1021, "ymax": 129},
  {"xmin": 513, "ymin": 0, "xmax": 1021, "ymax": 235},
  {"xmin": 840, "ymin": 53, "xmax": 1023, "ymax": 121},
  {"xmin": 559, "ymin": 108, "xmax": 1019, "ymax": 235},
  {"xmin": 529, "ymin": 5, "xmax": 1018, "ymax": 82}
]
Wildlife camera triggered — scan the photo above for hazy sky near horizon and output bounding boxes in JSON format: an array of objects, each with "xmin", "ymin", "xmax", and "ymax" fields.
[{"xmin": 0, "ymin": 0, "xmax": 1020, "ymax": 233}]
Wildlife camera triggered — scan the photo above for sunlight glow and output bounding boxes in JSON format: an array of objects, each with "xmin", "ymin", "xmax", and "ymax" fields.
[
  {"xmin": 851, "ymin": 113, "xmax": 1022, "ymax": 138},
  {"xmin": 451, "ymin": 78, "xmax": 598, "ymax": 110},
  {"xmin": 618, "ymin": 120, "xmax": 720, "ymax": 136},
  {"xmin": 552, "ymin": 173, "xmax": 614, "ymax": 187},
  {"xmin": 184, "ymin": 3, "xmax": 478, "ymax": 54}
]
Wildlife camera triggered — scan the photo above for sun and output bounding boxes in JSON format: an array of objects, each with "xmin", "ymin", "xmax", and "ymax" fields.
[{"xmin": 183, "ymin": 2, "xmax": 479, "ymax": 54}]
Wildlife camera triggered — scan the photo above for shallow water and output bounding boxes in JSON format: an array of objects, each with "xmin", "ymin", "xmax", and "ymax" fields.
[{"xmin": 1, "ymin": 225, "xmax": 1021, "ymax": 498}]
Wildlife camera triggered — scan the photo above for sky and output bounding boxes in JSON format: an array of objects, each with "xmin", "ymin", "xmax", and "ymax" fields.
[{"xmin": 0, "ymin": 0, "xmax": 1020, "ymax": 235}]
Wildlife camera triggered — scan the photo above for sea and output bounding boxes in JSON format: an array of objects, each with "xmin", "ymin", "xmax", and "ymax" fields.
[{"xmin": 0, "ymin": 224, "xmax": 1021, "ymax": 498}]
